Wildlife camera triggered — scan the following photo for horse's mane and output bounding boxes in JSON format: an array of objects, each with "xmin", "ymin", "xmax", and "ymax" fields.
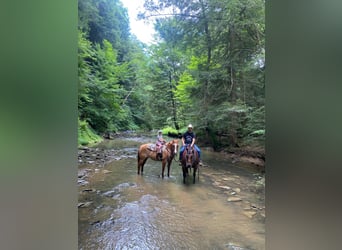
[{"xmin": 166, "ymin": 139, "xmax": 178, "ymax": 146}]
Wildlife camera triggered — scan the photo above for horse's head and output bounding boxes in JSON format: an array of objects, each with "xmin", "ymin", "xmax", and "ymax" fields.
[
  {"xmin": 185, "ymin": 145, "xmax": 194, "ymax": 168},
  {"xmin": 167, "ymin": 139, "xmax": 179, "ymax": 156}
]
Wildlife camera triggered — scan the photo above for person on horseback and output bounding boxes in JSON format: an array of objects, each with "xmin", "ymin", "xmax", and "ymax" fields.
[
  {"xmin": 179, "ymin": 124, "xmax": 201, "ymax": 164},
  {"xmin": 156, "ymin": 130, "xmax": 166, "ymax": 160}
]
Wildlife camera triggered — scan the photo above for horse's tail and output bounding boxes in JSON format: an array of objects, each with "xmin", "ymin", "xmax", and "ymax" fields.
[{"xmin": 137, "ymin": 148, "xmax": 140, "ymax": 162}]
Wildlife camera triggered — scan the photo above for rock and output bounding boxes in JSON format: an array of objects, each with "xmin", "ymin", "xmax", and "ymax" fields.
[
  {"xmin": 78, "ymin": 179, "xmax": 89, "ymax": 186},
  {"xmin": 243, "ymin": 211, "xmax": 256, "ymax": 218},
  {"xmin": 78, "ymin": 201, "xmax": 93, "ymax": 208},
  {"xmin": 82, "ymin": 188, "xmax": 96, "ymax": 193},
  {"xmin": 225, "ymin": 243, "xmax": 246, "ymax": 250},
  {"xmin": 232, "ymin": 188, "xmax": 241, "ymax": 193},
  {"xmin": 213, "ymin": 181, "xmax": 221, "ymax": 186},
  {"xmin": 227, "ymin": 197, "xmax": 242, "ymax": 202},
  {"xmin": 90, "ymin": 220, "xmax": 100, "ymax": 225},
  {"xmin": 103, "ymin": 170, "xmax": 112, "ymax": 174},
  {"xmin": 219, "ymin": 185, "xmax": 231, "ymax": 190},
  {"xmin": 251, "ymin": 204, "xmax": 258, "ymax": 209}
]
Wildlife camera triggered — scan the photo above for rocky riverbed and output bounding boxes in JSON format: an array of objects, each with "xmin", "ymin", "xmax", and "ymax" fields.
[{"xmin": 78, "ymin": 142, "xmax": 265, "ymax": 224}]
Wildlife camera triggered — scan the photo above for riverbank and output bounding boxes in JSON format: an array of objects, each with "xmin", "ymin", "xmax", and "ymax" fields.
[
  {"xmin": 78, "ymin": 132, "xmax": 265, "ymax": 173},
  {"xmin": 221, "ymin": 145, "xmax": 265, "ymax": 172}
]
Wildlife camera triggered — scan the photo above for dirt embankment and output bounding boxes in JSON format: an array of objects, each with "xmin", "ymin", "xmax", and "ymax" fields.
[{"xmin": 221, "ymin": 146, "xmax": 265, "ymax": 172}]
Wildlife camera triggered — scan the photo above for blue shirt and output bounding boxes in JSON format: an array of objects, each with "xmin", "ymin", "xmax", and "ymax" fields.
[{"xmin": 183, "ymin": 131, "xmax": 196, "ymax": 145}]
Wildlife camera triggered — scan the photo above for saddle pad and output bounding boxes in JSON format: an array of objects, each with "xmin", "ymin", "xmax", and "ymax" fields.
[{"xmin": 147, "ymin": 144, "xmax": 156, "ymax": 151}]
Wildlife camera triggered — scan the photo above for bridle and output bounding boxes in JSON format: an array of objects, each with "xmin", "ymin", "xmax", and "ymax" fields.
[
  {"xmin": 185, "ymin": 145, "xmax": 194, "ymax": 167},
  {"xmin": 165, "ymin": 140, "xmax": 179, "ymax": 161}
]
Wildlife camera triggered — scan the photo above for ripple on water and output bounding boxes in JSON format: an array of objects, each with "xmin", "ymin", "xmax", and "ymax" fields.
[{"xmin": 90, "ymin": 194, "xmax": 198, "ymax": 250}]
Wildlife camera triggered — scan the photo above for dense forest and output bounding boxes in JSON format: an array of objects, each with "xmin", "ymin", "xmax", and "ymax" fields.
[{"xmin": 78, "ymin": 0, "xmax": 265, "ymax": 151}]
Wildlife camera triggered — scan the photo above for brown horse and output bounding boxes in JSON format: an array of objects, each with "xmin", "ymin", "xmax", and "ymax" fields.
[
  {"xmin": 137, "ymin": 139, "xmax": 179, "ymax": 178},
  {"xmin": 180, "ymin": 144, "xmax": 200, "ymax": 184}
]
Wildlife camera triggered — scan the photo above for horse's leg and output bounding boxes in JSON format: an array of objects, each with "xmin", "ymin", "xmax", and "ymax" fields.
[
  {"xmin": 167, "ymin": 160, "xmax": 171, "ymax": 177},
  {"xmin": 193, "ymin": 166, "xmax": 197, "ymax": 184},
  {"xmin": 182, "ymin": 167, "xmax": 186, "ymax": 184},
  {"xmin": 161, "ymin": 160, "xmax": 166, "ymax": 179},
  {"xmin": 141, "ymin": 158, "xmax": 148, "ymax": 175},
  {"xmin": 137, "ymin": 158, "xmax": 143, "ymax": 175},
  {"xmin": 137, "ymin": 152, "xmax": 141, "ymax": 174}
]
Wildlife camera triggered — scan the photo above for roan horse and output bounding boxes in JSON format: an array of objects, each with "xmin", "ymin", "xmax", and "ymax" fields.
[
  {"xmin": 180, "ymin": 144, "xmax": 200, "ymax": 184},
  {"xmin": 137, "ymin": 139, "xmax": 179, "ymax": 178}
]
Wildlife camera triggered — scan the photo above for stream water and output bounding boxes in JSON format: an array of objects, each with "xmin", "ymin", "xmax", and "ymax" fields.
[{"xmin": 78, "ymin": 135, "xmax": 265, "ymax": 250}]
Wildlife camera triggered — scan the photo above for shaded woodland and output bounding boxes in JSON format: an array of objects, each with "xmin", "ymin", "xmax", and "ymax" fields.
[{"xmin": 78, "ymin": 0, "xmax": 265, "ymax": 150}]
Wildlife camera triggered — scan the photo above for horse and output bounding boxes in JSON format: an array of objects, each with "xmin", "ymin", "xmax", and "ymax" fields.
[
  {"xmin": 137, "ymin": 139, "xmax": 179, "ymax": 178},
  {"xmin": 180, "ymin": 144, "xmax": 200, "ymax": 184}
]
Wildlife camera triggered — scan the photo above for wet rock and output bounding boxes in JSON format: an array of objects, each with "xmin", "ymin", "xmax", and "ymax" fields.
[
  {"xmin": 90, "ymin": 220, "xmax": 100, "ymax": 225},
  {"xmin": 82, "ymin": 188, "xmax": 96, "ymax": 193},
  {"xmin": 102, "ymin": 170, "xmax": 112, "ymax": 174},
  {"xmin": 250, "ymin": 204, "xmax": 258, "ymax": 209},
  {"xmin": 227, "ymin": 197, "xmax": 242, "ymax": 202},
  {"xmin": 78, "ymin": 201, "xmax": 93, "ymax": 208},
  {"xmin": 243, "ymin": 211, "xmax": 256, "ymax": 218},
  {"xmin": 219, "ymin": 185, "xmax": 231, "ymax": 190},
  {"xmin": 213, "ymin": 181, "xmax": 221, "ymax": 186},
  {"xmin": 78, "ymin": 179, "xmax": 89, "ymax": 186},
  {"xmin": 102, "ymin": 190, "xmax": 117, "ymax": 197},
  {"xmin": 225, "ymin": 243, "xmax": 248, "ymax": 250}
]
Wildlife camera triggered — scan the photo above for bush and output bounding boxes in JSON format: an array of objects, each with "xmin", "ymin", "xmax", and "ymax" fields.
[{"xmin": 78, "ymin": 119, "xmax": 102, "ymax": 146}]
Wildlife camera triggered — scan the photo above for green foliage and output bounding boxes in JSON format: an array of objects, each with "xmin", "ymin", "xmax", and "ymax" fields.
[
  {"xmin": 78, "ymin": 118, "xmax": 102, "ymax": 146},
  {"xmin": 174, "ymin": 72, "xmax": 196, "ymax": 103},
  {"xmin": 77, "ymin": 0, "xmax": 265, "ymax": 151},
  {"xmin": 243, "ymin": 106, "xmax": 265, "ymax": 143},
  {"xmin": 141, "ymin": 0, "xmax": 265, "ymax": 148},
  {"xmin": 78, "ymin": 0, "xmax": 146, "ymax": 136},
  {"xmin": 161, "ymin": 126, "xmax": 179, "ymax": 135}
]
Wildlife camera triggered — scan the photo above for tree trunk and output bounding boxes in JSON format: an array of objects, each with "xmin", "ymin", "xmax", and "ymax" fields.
[{"xmin": 169, "ymin": 71, "xmax": 179, "ymax": 130}]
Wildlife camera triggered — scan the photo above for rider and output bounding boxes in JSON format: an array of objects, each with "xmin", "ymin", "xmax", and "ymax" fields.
[
  {"xmin": 179, "ymin": 124, "xmax": 201, "ymax": 164},
  {"xmin": 156, "ymin": 130, "xmax": 166, "ymax": 160}
]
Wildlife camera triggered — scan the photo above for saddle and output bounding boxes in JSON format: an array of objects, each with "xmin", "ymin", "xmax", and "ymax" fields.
[
  {"xmin": 147, "ymin": 144, "xmax": 157, "ymax": 151},
  {"xmin": 147, "ymin": 144, "xmax": 165, "ymax": 152}
]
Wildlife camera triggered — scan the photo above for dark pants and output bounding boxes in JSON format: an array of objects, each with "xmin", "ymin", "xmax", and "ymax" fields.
[{"xmin": 179, "ymin": 144, "xmax": 201, "ymax": 160}]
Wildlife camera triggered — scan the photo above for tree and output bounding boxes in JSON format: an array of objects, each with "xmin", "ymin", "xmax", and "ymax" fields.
[{"xmin": 141, "ymin": 0, "xmax": 265, "ymax": 147}]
